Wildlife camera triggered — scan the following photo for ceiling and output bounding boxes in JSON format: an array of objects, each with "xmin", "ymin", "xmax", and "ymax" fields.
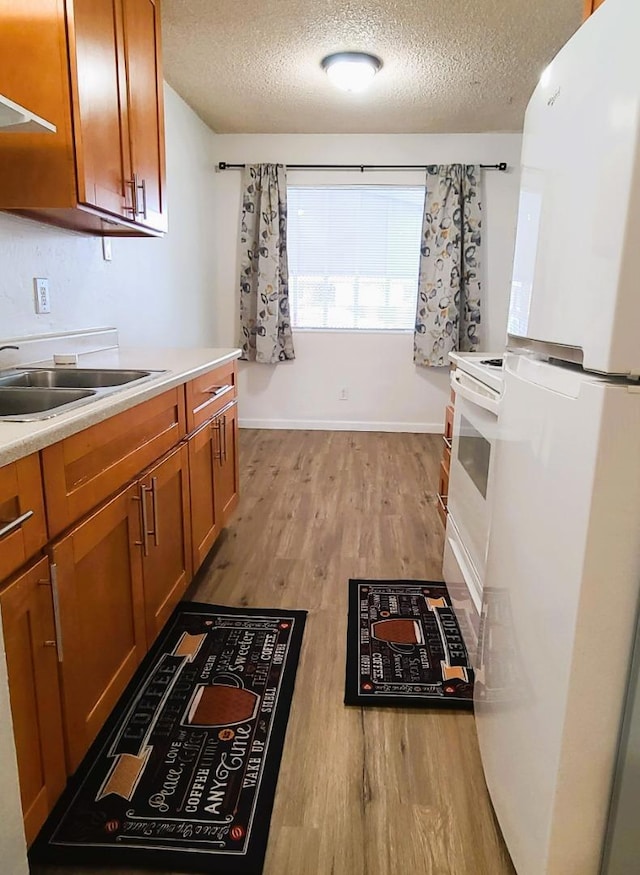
[{"xmin": 161, "ymin": 0, "xmax": 584, "ymax": 135}]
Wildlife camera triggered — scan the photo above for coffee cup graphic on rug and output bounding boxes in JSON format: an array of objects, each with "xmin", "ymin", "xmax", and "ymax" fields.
[
  {"xmin": 371, "ymin": 618, "xmax": 424, "ymax": 652},
  {"xmin": 184, "ymin": 683, "xmax": 260, "ymax": 728}
]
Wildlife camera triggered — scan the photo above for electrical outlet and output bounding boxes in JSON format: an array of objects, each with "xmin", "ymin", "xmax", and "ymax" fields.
[
  {"xmin": 34, "ymin": 277, "xmax": 51, "ymax": 314},
  {"xmin": 339, "ymin": 387, "xmax": 349, "ymax": 401}
]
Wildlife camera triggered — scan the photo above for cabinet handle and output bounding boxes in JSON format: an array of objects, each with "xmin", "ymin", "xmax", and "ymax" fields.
[
  {"xmin": 211, "ymin": 418, "xmax": 223, "ymax": 462},
  {"xmin": 134, "ymin": 484, "xmax": 150, "ymax": 556},
  {"xmin": 124, "ymin": 174, "xmax": 139, "ymax": 215},
  {"xmin": 0, "ymin": 509, "xmax": 34, "ymax": 540},
  {"xmin": 222, "ymin": 414, "xmax": 227, "ymax": 462},
  {"xmin": 150, "ymin": 476, "xmax": 159, "ymax": 547},
  {"xmin": 49, "ymin": 564, "xmax": 64, "ymax": 663},
  {"xmin": 443, "ymin": 435, "xmax": 452, "ymax": 450},
  {"xmin": 208, "ymin": 384, "xmax": 232, "ymax": 397},
  {"xmin": 137, "ymin": 177, "xmax": 147, "ymax": 220}
]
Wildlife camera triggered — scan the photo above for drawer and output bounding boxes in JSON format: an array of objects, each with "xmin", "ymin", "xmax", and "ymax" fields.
[
  {"xmin": 185, "ymin": 360, "xmax": 237, "ymax": 434},
  {"xmin": 444, "ymin": 404, "xmax": 454, "ymax": 441},
  {"xmin": 0, "ymin": 454, "xmax": 48, "ymax": 580},
  {"xmin": 42, "ymin": 388, "xmax": 186, "ymax": 537}
]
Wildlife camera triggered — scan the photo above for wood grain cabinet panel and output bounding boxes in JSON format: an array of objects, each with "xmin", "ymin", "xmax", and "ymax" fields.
[
  {"xmin": 0, "ymin": 0, "xmax": 166, "ymax": 235},
  {"xmin": 185, "ymin": 361, "xmax": 237, "ymax": 434},
  {"xmin": 42, "ymin": 387, "xmax": 186, "ymax": 537},
  {"xmin": 0, "ymin": 454, "xmax": 48, "ymax": 581},
  {"xmin": 1, "ymin": 557, "xmax": 66, "ymax": 846},
  {"xmin": 187, "ymin": 419, "xmax": 222, "ymax": 574},
  {"xmin": 215, "ymin": 400, "xmax": 240, "ymax": 525},
  {"xmin": 187, "ymin": 398, "xmax": 239, "ymax": 574},
  {"xmin": 50, "ymin": 483, "xmax": 146, "ymax": 772},
  {"xmin": 137, "ymin": 443, "xmax": 192, "ymax": 643},
  {"xmin": 121, "ymin": 0, "xmax": 166, "ymax": 231}
]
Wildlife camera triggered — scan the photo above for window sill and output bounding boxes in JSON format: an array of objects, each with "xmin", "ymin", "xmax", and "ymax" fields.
[{"xmin": 292, "ymin": 328, "xmax": 414, "ymax": 336}]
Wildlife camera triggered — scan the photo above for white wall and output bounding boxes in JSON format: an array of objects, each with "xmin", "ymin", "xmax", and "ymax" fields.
[
  {"xmin": 0, "ymin": 83, "xmax": 219, "ymax": 875},
  {"xmin": 209, "ymin": 133, "xmax": 522, "ymax": 431},
  {"xmin": 0, "ymin": 84, "xmax": 218, "ymax": 347}
]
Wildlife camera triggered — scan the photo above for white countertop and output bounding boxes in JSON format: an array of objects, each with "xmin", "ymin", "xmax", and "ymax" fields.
[{"xmin": 0, "ymin": 346, "xmax": 241, "ymax": 466}]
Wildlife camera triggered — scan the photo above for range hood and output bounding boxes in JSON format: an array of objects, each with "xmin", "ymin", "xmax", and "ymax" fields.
[{"xmin": 0, "ymin": 93, "xmax": 56, "ymax": 133}]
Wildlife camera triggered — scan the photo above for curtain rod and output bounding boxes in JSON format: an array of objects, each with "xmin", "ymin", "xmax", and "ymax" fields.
[{"xmin": 217, "ymin": 161, "xmax": 508, "ymax": 172}]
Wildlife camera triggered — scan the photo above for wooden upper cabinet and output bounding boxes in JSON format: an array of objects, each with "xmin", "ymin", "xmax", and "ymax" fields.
[
  {"xmin": 69, "ymin": 0, "xmax": 133, "ymax": 219},
  {"xmin": 0, "ymin": 0, "xmax": 166, "ymax": 236},
  {"xmin": 121, "ymin": 0, "xmax": 166, "ymax": 231}
]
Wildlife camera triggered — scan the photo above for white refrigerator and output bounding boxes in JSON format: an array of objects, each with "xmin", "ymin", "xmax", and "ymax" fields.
[{"xmin": 474, "ymin": 1, "xmax": 640, "ymax": 873}]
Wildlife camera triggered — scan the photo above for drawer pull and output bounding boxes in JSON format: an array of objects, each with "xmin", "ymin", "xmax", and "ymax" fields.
[
  {"xmin": 208, "ymin": 384, "xmax": 232, "ymax": 397},
  {"xmin": 0, "ymin": 509, "xmax": 34, "ymax": 540},
  {"xmin": 49, "ymin": 564, "xmax": 64, "ymax": 663}
]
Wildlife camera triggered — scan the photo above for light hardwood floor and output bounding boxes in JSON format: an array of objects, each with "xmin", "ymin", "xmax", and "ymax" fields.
[{"xmin": 33, "ymin": 429, "xmax": 515, "ymax": 875}]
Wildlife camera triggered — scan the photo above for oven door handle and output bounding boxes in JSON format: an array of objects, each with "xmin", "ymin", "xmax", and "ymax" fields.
[{"xmin": 451, "ymin": 369, "xmax": 500, "ymax": 415}]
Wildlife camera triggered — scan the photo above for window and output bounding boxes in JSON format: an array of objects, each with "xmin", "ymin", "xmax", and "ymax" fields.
[{"xmin": 287, "ymin": 186, "xmax": 424, "ymax": 331}]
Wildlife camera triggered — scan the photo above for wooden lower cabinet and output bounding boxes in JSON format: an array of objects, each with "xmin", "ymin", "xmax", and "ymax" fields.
[
  {"xmin": 188, "ymin": 418, "xmax": 222, "ymax": 573},
  {"xmin": 137, "ymin": 443, "xmax": 192, "ymax": 643},
  {"xmin": 188, "ymin": 399, "xmax": 239, "ymax": 574},
  {"xmin": 0, "ymin": 453, "xmax": 48, "ymax": 581},
  {"xmin": 1, "ymin": 557, "xmax": 66, "ymax": 845},
  {"xmin": 50, "ymin": 482, "xmax": 146, "ymax": 773},
  {"xmin": 216, "ymin": 400, "xmax": 239, "ymax": 523}
]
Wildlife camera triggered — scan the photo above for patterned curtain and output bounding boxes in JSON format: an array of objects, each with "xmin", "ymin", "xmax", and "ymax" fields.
[
  {"xmin": 238, "ymin": 164, "xmax": 295, "ymax": 363},
  {"xmin": 413, "ymin": 164, "xmax": 482, "ymax": 367}
]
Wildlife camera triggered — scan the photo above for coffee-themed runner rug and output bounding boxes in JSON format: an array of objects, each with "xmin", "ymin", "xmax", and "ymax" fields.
[
  {"xmin": 31, "ymin": 601, "xmax": 307, "ymax": 874},
  {"xmin": 345, "ymin": 580, "xmax": 474, "ymax": 709}
]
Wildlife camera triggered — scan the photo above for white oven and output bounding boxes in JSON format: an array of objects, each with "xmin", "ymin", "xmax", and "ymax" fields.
[{"xmin": 444, "ymin": 359, "xmax": 502, "ymax": 652}]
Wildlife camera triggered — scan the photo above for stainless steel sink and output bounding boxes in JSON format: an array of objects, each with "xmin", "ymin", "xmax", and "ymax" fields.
[
  {"xmin": 0, "ymin": 368, "xmax": 154, "ymax": 389},
  {"xmin": 0, "ymin": 367, "xmax": 165, "ymax": 421},
  {"xmin": 0, "ymin": 387, "xmax": 96, "ymax": 417}
]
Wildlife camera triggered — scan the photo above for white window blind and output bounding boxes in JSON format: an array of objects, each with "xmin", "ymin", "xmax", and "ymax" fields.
[{"xmin": 287, "ymin": 186, "xmax": 424, "ymax": 331}]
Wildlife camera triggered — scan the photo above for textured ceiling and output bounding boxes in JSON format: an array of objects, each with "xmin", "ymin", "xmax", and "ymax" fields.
[{"xmin": 161, "ymin": 0, "xmax": 583, "ymax": 134}]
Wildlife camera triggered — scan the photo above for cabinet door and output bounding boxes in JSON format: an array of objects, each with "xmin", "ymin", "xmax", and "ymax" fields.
[
  {"xmin": 0, "ymin": 454, "xmax": 48, "ymax": 581},
  {"xmin": 138, "ymin": 444, "xmax": 192, "ymax": 643},
  {"xmin": 121, "ymin": 0, "xmax": 166, "ymax": 232},
  {"xmin": 51, "ymin": 483, "xmax": 146, "ymax": 773},
  {"xmin": 1, "ymin": 557, "xmax": 66, "ymax": 846},
  {"xmin": 215, "ymin": 400, "xmax": 240, "ymax": 525},
  {"xmin": 188, "ymin": 420, "xmax": 221, "ymax": 573},
  {"xmin": 69, "ymin": 0, "xmax": 133, "ymax": 218}
]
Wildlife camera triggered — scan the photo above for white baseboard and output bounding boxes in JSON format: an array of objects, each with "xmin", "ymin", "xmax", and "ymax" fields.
[{"xmin": 238, "ymin": 418, "xmax": 443, "ymax": 434}]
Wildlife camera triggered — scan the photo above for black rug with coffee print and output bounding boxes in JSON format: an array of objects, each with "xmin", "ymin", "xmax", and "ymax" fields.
[
  {"xmin": 31, "ymin": 601, "xmax": 307, "ymax": 874},
  {"xmin": 345, "ymin": 580, "xmax": 474, "ymax": 709}
]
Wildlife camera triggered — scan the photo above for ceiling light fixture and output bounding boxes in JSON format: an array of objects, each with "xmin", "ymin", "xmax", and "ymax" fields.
[{"xmin": 321, "ymin": 52, "xmax": 382, "ymax": 93}]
